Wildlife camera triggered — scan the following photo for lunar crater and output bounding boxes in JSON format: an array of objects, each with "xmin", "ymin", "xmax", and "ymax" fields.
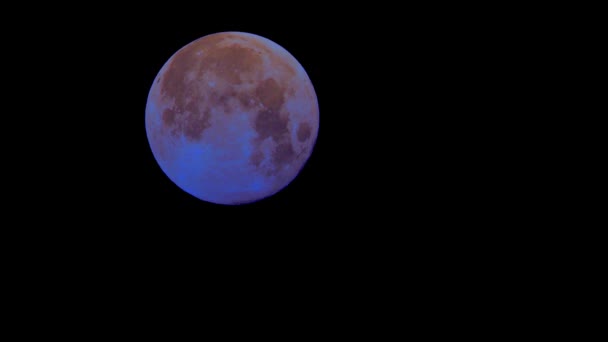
[{"xmin": 297, "ymin": 122, "xmax": 312, "ymax": 142}]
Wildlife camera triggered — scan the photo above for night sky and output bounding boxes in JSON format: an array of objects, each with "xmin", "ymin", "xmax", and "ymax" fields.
[
  {"xmin": 4, "ymin": 7, "xmax": 541, "ymax": 319},
  {"xmin": 14, "ymin": 5, "xmax": 514, "ymax": 249}
]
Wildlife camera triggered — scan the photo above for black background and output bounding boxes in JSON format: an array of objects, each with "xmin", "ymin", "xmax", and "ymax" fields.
[
  {"xmin": 1, "ymin": 5, "xmax": 588, "ymax": 332},
  {"xmin": 4, "ymin": 5, "xmax": 567, "ymax": 328}
]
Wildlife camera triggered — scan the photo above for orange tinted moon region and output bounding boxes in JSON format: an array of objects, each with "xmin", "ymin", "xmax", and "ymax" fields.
[{"xmin": 145, "ymin": 32, "xmax": 319, "ymax": 205}]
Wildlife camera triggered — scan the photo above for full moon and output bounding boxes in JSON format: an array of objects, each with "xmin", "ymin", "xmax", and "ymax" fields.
[{"xmin": 145, "ymin": 32, "xmax": 319, "ymax": 205}]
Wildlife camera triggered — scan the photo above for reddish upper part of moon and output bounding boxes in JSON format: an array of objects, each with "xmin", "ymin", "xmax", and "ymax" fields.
[{"xmin": 145, "ymin": 32, "xmax": 319, "ymax": 205}]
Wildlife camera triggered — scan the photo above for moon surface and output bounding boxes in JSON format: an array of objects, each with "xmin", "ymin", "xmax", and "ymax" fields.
[{"xmin": 145, "ymin": 32, "xmax": 319, "ymax": 205}]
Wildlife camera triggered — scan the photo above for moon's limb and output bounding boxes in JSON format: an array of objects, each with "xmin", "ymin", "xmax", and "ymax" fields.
[{"xmin": 145, "ymin": 32, "xmax": 319, "ymax": 205}]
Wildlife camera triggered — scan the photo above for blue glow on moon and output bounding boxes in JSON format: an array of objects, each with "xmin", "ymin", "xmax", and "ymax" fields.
[{"xmin": 145, "ymin": 32, "xmax": 319, "ymax": 205}]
